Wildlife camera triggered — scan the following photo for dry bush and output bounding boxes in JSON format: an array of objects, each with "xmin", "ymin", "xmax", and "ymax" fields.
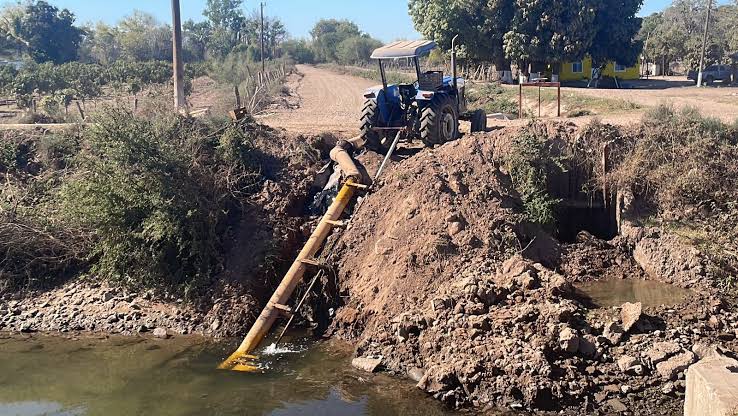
[{"xmin": 579, "ymin": 106, "xmax": 738, "ymax": 288}]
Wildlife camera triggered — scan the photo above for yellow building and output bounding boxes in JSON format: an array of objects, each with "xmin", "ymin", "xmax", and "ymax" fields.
[{"xmin": 558, "ymin": 56, "xmax": 640, "ymax": 81}]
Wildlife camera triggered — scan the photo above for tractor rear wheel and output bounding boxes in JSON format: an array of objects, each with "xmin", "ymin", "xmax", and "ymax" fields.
[
  {"xmin": 360, "ymin": 98, "xmax": 385, "ymax": 152},
  {"xmin": 470, "ymin": 109, "xmax": 487, "ymax": 133},
  {"xmin": 420, "ymin": 97, "xmax": 458, "ymax": 147}
]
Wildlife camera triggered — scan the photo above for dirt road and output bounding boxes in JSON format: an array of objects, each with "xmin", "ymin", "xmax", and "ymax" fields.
[{"xmin": 260, "ymin": 65, "xmax": 377, "ymax": 136}]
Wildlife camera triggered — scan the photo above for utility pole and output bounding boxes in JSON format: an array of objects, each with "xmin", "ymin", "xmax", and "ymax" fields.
[
  {"xmin": 696, "ymin": 0, "xmax": 713, "ymax": 87},
  {"xmin": 171, "ymin": 0, "xmax": 186, "ymax": 111},
  {"xmin": 260, "ymin": 2, "xmax": 265, "ymax": 74}
]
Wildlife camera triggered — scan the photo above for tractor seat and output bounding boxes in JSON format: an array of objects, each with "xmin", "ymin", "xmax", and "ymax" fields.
[{"xmin": 418, "ymin": 71, "xmax": 443, "ymax": 90}]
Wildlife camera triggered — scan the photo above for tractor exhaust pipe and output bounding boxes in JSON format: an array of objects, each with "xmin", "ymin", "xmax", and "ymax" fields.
[{"xmin": 451, "ymin": 34, "xmax": 459, "ymax": 92}]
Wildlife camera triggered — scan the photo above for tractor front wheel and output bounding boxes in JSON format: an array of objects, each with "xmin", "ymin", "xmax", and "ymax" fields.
[{"xmin": 420, "ymin": 97, "xmax": 458, "ymax": 147}]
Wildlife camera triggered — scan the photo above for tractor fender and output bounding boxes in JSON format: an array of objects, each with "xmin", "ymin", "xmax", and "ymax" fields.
[{"xmin": 364, "ymin": 86, "xmax": 400, "ymax": 125}]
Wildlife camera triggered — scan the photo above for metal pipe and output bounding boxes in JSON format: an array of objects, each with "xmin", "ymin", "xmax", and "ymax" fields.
[
  {"xmin": 451, "ymin": 35, "xmax": 459, "ymax": 92},
  {"xmin": 218, "ymin": 180, "xmax": 359, "ymax": 371},
  {"xmin": 374, "ymin": 131, "xmax": 402, "ymax": 183},
  {"xmin": 329, "ymin": 141, "xmax": 361, "ymax": 183}
]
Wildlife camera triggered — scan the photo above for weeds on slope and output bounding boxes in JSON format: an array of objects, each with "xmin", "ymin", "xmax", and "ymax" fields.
[
  {"xmin": 0, "ymin": 108, "xmax": 269, "ymax": 298},
  {"xmin": 590, "ymin": 105, "xmax": 738, "ymax": 288}
]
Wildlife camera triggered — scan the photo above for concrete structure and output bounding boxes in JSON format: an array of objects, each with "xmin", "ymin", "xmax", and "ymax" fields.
[
  {"xmin": 684, "ymin": 354, "xmax": 738, "ymax": 416},
  {"xmin": 559, "ymin": 56, "xmax": 640, "ymax": 81}
]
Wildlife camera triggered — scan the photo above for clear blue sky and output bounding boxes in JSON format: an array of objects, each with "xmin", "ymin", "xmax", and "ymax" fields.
[{"xmin": 2, "ymin": 0, "xmax": 731, "ymax": 42}]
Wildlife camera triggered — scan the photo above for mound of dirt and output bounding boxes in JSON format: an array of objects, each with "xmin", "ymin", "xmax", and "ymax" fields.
[
  {"xmin": 327, "ymin": 134, "xmax": 555, "ymax": 335},
  {"xmin": 325, "ymin": 128, "xmax": 738, "ymax": 414}
]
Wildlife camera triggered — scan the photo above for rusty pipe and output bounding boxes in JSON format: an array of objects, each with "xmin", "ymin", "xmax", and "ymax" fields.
[
  {"xmin": 218, "ymin": 179, "xmax": 359, "ymax": 371},
  {"xmin": 330, "ymin": 140, "xmax": 362, "ymax": 183}
]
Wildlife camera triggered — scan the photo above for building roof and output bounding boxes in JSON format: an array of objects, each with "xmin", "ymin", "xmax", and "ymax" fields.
[{"xmin": 371, "ymin": 40, "xmax": 437, "ymax": 59}]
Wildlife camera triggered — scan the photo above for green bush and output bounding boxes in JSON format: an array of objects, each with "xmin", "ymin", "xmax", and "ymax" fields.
[
  {"xmin": 503, "ymin": 125, "xmax": 566, "ymax": 229},
  {"xmin": 57, "ymin": 109, "xmax": 262, "ymax": 296}
]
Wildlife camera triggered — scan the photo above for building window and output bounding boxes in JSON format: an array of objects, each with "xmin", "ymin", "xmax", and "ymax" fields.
[
  {"xmin": 614, "ymin": 62, "xmax": 627, "ymax": 72},
  {"xmin": 572, "ymin": 61, "xmax": 583, "ymax": 73}
]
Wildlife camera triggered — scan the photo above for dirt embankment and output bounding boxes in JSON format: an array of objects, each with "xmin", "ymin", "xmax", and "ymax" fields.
[
  {"xmin": 325, "ymin": 126, "xmax": 738, "ymax": 414},
  {"xmin": 0, "ymin": 123, "xmax": 328, "ymax": 338}
]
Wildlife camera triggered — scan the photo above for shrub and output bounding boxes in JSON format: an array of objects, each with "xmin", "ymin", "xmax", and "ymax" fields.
[
  {"xmin": 504, "ymin": 124, "xmax": 566, "ymax": 229},
  {"xmin": 58, "ymin": 109, "xmax": 262, "ymax": 296}
]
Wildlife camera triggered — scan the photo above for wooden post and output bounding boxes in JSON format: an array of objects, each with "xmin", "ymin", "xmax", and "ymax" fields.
[
  {"xmin": 518, "ymin": 83, "xmax": 522, "ymax": 119},
  {"xmin": 234, "ymin": 85, "xmax": 241, "ymax": 107},
  {"xmin": 557, "ymin": 82, "xmax": 561, "ymax": 117},
  {"xmin": 76, "ymin": 101, "xmax": 85, "ymax": 120},
  {"xmin": 260, "ymin": 2, "xmax": 265, "ymax": 74},
  {"xmin": 171, "ymin": 0, "xmax": 186, "ymax": 111}
]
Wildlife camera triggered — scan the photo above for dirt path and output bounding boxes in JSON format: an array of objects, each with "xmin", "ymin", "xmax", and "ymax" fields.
[{"xmin": 260, "ymin": 64, "xmax": 377, "ymax": 136}]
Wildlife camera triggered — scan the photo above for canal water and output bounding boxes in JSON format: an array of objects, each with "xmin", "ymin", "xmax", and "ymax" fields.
[
  {"xmin": 0, "ymin": 333, "xmax": 451, "ymax": 416},
  {"xmin": 574, "ymin": 278, "xmax": 693, "ymax": 308}
]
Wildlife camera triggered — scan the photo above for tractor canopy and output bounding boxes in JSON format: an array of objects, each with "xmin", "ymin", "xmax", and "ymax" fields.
[{"xmin": 370, "ymin": 40, "xmax": 437, "ymax": 59}]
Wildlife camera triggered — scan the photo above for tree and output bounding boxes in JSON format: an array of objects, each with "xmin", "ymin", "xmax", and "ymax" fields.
[
  {"xmin": 0, "ymin": 1, "xmax": 82, "ymax": 64},
  {"xmin": 310, "ymin": 19, "xmax": 362, "ymax": 62},
  {"xmin": 118, "ymin": 12, "xmax": 172, "ymax": 61},
  {"xmin": 336, "ymin": 36, "xmax": 382, "ymax": 65},
  {"xmin": 409, "ymin": 0, "xmax": 643, "ymax": 72},
  {"xmin": 78, "ymin": 22, "xmax": 122, "ymax": 65},
  {"xmin": 639, "ymin": 0, "xmax": 737, "ymax": 71},
  {"xmin": 503, "ymin": 0, "xmax": 597, "ymax": 71},
  {"xmin": 409, "ymin": 0, "xmax": 514, "ymax": 69},
  {"xmin": 589, "ymin": 0, "xmax": 644, "ymax": 67},
  {"xmin": 183, "ymin": 20, "xmax": 211, "ymax": 61},
  {"xmin": 282, "ymin": 39, "xmax": 314, "ymax": 63},
  {"xmin": 203, "ymin": 0, "xmax": 244, "ymax": 57}
]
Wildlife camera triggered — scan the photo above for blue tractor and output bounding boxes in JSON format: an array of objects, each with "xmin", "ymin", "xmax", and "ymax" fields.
[{"xmin": 360, "ymin": 39, "xmax": 487, "ymax": 151}]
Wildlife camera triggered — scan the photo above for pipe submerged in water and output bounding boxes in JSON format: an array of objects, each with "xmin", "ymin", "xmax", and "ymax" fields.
[{"xmin": 218, "ymin": 141, "xmax": 363, "ymax": 372}]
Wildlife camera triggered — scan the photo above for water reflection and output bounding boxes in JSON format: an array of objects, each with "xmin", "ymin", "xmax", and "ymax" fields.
[
  {"xmin": 0, "ymin": 334, "xmax": 450, "ymax": 416},
  {"xmin": 575, "ymin": 278, "xmax": 693, "ymax": 308}
]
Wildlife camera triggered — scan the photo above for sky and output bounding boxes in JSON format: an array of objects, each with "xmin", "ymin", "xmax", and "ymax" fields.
[{"xmin": 3, "ymin": 0, "xmax": 733, "ymax": 43}]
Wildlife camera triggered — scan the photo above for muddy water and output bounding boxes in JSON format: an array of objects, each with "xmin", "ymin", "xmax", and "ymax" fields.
[
  {"xmin": 575, "ymin": 278, "xmax": 693, "ymax": 308},
  {"xmin": 0, "ymin": 334, "xmax": 450, "ymax": 416}
]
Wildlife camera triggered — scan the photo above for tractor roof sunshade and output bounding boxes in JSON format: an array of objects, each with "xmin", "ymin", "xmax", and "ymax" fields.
[{"xmin": 371, "ymin": 40, "xmax": 437, "ymax": 59}]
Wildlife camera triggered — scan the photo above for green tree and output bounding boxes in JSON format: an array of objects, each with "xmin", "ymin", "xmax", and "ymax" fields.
[
  {"xmin": 118, "ymin": 12, "xmax": 172, "ymax": 61},
  {"xmin": 503, "ymin": 0, "xmax": 597, "ymax": 71},
  {"xmin": 336, "ymin": 36, "xmax": 382, "ymax": 65},
  {"xmin": 409, "ymin": 0, "xmax": 514, "ymax": 69},
  {"xmin": 589, "ymin": 0, "xmax": 644, "ymax": 67},
  {"xmin": 310, "ymin": 19, "xmax": 361, "ymax": 62},
  {"xmin": 203, "ymin": 0, "xmax": 244, "ymax": 57},
  {"xmin": 78, "ymin": 22, "xmax": 122, "ymax": 65},
  {"xmin": 0, "ymin": 0, "xmax": 82, "ymax": 64},
  {"xmin": 282, "ymin": 39, "xmax": 314, "ymax": 63},
  {"xmin": 183, "ymin": 20, "xmax": 211, "ymax": 61}
]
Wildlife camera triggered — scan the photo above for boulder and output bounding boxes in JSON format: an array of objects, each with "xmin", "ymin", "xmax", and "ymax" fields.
[
  {"xmin": 352, "ymin": 357, "xmax": 383, "ymax": 373},
  {"xmin": 559, "ymin": 327, "xmax": 580, "ymax": 354},
  {"xmin": 603, "ymin": 322, "xmax": 625, "ymax": 345},
  {"xmin": 685, "ymin": 354, "xmax": 738, "ymax": 416},
  {"xmin": 656, "ymin": 350, "xmax": 696, "ymax": 380},
  {"xmin": 617, "ymin": 355, "xmax": 639, "ymax": 373},
  {"xmin": 152, "ymin": 327, "xmax": 169, "ymax": 339},
  {"xmin": 646, "ymin": 341, "xmax": 681, "ymax": 364},
  {"xmin": 620, "ymin": 302, "xmax": 642, "ymax": 332}
]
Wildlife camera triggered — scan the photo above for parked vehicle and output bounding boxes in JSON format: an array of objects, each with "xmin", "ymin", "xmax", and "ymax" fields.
[
  {"xmin": 687, "ymin": 64, "xmax": 733, "ymax": 85},
  {"xmin": 360, "ymin": 39, "xmax": 487, "ymax": 151}
]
